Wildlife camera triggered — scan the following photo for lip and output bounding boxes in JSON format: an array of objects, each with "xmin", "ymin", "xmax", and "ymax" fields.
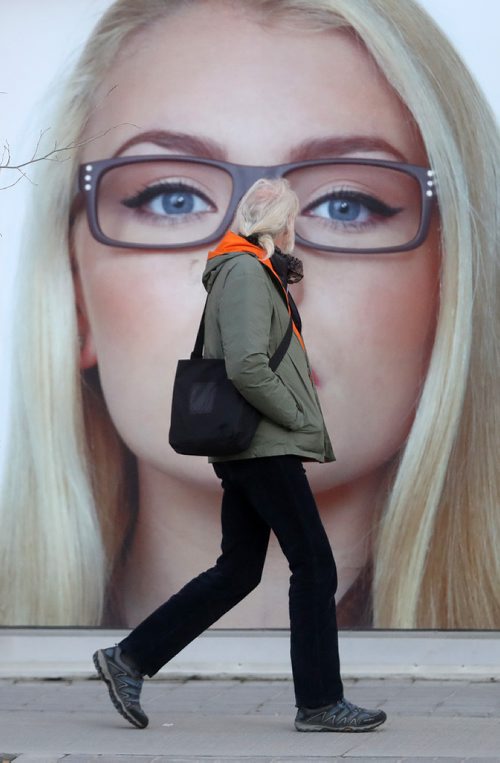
[{"xmin": 311, "ymin": 368, "xmax": 321, "ymax": 387}]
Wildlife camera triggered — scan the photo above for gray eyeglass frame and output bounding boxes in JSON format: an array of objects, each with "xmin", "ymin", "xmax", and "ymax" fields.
[{"xmin": 77, "ymin": 155, "xmax": 436, "ymax": 254}]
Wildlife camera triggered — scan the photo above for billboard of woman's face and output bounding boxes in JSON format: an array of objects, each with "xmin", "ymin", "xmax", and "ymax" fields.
[{"xmin": 0, "ymin": 0, "xmax": 499, "ymax": 630}]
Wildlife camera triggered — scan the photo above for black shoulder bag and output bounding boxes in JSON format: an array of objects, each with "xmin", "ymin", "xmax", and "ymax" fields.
[{"xmin": 169, "ymin": 293, "xmax": 293, "ymax": 457}]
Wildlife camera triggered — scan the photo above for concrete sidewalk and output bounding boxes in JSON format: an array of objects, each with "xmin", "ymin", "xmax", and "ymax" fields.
[{"xmin": 0, "ymin": 677, "xmax": 499, "ymax": 762}]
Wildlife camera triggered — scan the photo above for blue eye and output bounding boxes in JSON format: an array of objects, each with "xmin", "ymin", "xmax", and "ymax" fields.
[
  {"xmin": 122, "ymin": 183, "xmax": 214, "ymax": 218},
  {"xmin": 148, "ymin": 189, "xmax": 210, "ymax": 216},
  {"xmin": 304, "ymin": 191, "xmax": 401, "ymax": 224},
  {"xmin": 321, "ymin": 197, "xmax": 367, "ymax": 222}
]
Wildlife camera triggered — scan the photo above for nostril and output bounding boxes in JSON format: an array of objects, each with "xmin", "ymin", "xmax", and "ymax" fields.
[{"xmin": 289, "ymin": 279, "xmax": 305, "ymax": 307}]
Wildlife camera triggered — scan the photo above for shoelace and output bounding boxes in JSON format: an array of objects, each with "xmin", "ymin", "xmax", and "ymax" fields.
[
  {"xmin": 324, "ymin": 698, "xmax": 361, "ymax": 723},
  {"xmin": 339, "ymin": 699, "xmax": 358, "ymax": 713}
]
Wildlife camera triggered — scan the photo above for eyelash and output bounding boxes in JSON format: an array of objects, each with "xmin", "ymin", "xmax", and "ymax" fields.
[
  {"xmin": 302, "ymin": 190, "xmax": 402, "ymax": 218},
  {"xmin": 121, "ymin": 181, "xmax": 214, "ymax": 210}
]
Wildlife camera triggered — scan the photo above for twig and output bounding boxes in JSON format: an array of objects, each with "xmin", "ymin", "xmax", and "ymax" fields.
[{"xmin": 0, "ymin": 122, "xmax": 139, "ymax": 189}]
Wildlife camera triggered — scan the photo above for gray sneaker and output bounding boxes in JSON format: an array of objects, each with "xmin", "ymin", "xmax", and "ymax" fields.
[
  {"xmin": 295, "ymin": 698, "xmax": 386, "ymax": 732},
  {"xmin": 93, "ymin": 645, "xmax": 148, "ymax": 729}
]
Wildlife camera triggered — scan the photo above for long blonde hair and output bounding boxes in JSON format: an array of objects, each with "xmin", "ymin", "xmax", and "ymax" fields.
[{"xmin": 1, "ymin": 0, "xmax": 498, "ymax": 627}]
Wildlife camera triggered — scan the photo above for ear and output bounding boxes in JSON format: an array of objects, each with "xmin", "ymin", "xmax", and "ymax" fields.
[
  {"xmin": 73, "ymin": 263, "xmax": 97, "ymax": 370},
  {"xmin": 79, "ymin": 324, "xmax": 98, "ymax": 370}
]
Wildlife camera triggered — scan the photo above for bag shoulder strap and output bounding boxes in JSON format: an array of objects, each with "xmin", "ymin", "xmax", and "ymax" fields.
[
  {"xmin": 269, "ymin": 316, "xmax": 293, "ymax": 371},
  {"xmin": 192, "ymin": 298, "xmax": 292, "ymax": 370},
  {"xmin": 192, "ymin": 299, "xmax": 208, "ymax": 359}
]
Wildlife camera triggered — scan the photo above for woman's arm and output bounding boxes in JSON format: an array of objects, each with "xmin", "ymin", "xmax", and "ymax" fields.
[{"xmin": 217, "ymin": 257, "xmax": 304, "ymax": 431}]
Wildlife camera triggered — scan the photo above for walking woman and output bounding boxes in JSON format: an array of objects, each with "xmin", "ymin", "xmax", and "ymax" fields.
[{"xmin": 94, "ymin": 178, "xmax": 387, "ymax": 733}]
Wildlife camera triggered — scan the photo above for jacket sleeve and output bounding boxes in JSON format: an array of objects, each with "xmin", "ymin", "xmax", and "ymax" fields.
[{"xmin": 217, "ymin": 257, "xmax": 305, "ymax": 431}]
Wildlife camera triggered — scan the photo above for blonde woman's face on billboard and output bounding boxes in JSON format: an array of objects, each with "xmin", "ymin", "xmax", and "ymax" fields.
[{"xmin": 73, "ymin": 4, "xmax": 439, "ymax": 496}]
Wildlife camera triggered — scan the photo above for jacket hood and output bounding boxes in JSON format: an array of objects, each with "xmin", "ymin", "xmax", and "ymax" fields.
[{"xmin": 202, "ymin": 231, "xmax": 265, "ymax": 292}]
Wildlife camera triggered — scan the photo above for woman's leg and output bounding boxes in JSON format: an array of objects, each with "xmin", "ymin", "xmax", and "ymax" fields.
[
  {"xmin": 96, "ymin": 455, "xmax": 386, "ymax": 732},
  {"xmin": 119, "ymin": 470, "xmax": 270, "ymax": 676},
  {"xmin": 215, "ymin": 456, "xmax": 343, "ymax": 708}
]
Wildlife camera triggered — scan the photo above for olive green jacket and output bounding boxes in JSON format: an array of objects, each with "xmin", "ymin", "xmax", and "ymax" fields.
[{"xmin": 202, "ymin": 233, "xmax": 335, "ymax": 463}]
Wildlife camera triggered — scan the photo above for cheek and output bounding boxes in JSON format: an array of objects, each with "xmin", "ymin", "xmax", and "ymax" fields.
[
  {"xmin": 86, "ymin": 256, "xmax": 203, "ymax": 360},
  {"xmin": 345, "ymin": 258, "xmax": 436, "ymax": 368},
  {"xmin": 297, "ymin": 239, "xmax": 439, "ymax": 488},
  {"xmin": 75, "ymin": 231, "xmax": 207, "ymax": 461}
]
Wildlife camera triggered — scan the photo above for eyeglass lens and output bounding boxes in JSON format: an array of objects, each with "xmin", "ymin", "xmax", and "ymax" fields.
[{"xmin": 96, "ymin": 160, "xmax": 423, "ymax": 251}]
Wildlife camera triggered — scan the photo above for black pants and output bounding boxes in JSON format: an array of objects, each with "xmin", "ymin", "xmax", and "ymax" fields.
[{"xmin": 120, "ymin": 455, "xmax": 343, "ymax": 707}]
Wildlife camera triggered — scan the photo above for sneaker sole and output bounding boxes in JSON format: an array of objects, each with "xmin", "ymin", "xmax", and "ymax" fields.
[
  {"xmin": 93, "ymin": 650, "xmax": 148, "ymax": 729},
  {"xmin": 295, "ymin": 716, "xmax": 386, "ymax": 732}
]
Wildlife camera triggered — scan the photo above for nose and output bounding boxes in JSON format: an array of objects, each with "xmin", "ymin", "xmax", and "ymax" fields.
[{"xmin": 289, "ymin": 272, "xmax": 305, "ymax": 308}]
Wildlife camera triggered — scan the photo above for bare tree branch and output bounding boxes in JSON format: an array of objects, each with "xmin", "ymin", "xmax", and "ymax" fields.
[
  {"xmin": 1, "ymin": 140, "xmax": 11, "ymax": 167},
  {"xmin": 0, "ymin": 174, "xmax": 25, "ymax": 191},
  {"xmin": 0, "ymin": 122, "xmax": 139, "ymax": 191}
]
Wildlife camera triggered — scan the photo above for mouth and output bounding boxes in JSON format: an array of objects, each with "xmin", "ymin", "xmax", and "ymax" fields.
[{"xmin": 310, "ymin": 368, "xmax": 321, "ymax": 387}]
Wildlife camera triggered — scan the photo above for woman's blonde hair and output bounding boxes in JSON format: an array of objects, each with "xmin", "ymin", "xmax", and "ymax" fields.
[
  {"xmin": 235, "ymin": 178, "xmax": 299, "ymax": 257},
  {"xmin": 1, "ymin": 0, "xmax": 498, "ymax": 627}
]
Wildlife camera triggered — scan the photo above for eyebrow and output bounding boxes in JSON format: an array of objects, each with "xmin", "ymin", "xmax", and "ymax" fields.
[
  {"xmin": 113, "ymin": 130, "xmax": 407, "ymax": 163},
  {"xmin": 113, "ymin": 130, "xmax": 227, "ymax": 159},
  {"xmin": 288, "ymin": 136, "xmax": 408, "ymax": 162}
]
